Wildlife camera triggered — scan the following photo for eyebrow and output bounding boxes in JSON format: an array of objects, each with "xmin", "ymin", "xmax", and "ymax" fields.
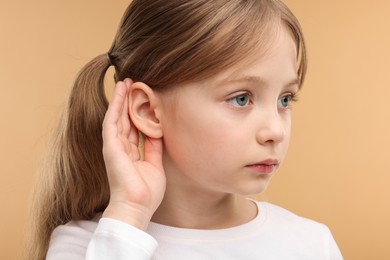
[{"xmin": 222, "ymin": 75, "xmax": 301, "ymax": 88}]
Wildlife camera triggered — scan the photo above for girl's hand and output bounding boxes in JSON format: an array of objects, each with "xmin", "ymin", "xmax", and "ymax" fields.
[{"xmin": 102, "ymin": 79, "xmax": 166, "ymax": 230}]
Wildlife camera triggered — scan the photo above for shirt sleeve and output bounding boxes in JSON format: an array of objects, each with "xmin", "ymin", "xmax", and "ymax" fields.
[
  {"xmin": 86, "ymin": 218, "xmax": 158, "ymax": 260},
  {"xmin": 46, "ymin": 218, "xmax": 158, "ymax": 260}
]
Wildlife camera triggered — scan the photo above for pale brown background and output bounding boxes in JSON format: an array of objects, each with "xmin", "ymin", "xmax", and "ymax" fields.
[{"xmin": 1, "ymin": 1, "xmax": 389, "ymax": 259}]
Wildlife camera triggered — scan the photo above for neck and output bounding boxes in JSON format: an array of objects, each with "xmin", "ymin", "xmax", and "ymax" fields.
[{"xmin": 151, "ymin": 183, "xmax": 257, "ymax": 229}]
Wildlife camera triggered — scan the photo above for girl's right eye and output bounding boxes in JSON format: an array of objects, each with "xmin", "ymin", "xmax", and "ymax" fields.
[{"xmin": 227, "ymin": 93, "xmax": 251, "ymax": 107}]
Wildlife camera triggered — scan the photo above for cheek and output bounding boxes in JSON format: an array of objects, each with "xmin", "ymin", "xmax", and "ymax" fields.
[
  {"xmin": 281, "ymin": 116, "xmax": 292, "ymax": 155},
  {"xmin": 284, "ymin": 118, "xmax": 291, "ymax": 140},
  {"xmin": 162, "ymin": 108, "xmax": 239, "ymax": 170}
]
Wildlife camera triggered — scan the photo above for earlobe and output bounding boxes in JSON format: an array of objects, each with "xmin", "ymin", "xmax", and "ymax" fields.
[{"xmin": 127, "ymin": 81, "xmax": 163, "ymax": 138}]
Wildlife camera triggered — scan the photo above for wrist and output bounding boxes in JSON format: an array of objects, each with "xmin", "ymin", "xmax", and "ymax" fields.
[{"xmin": 103, "ymin": 202, "xmax": 152, "ymax": 231}]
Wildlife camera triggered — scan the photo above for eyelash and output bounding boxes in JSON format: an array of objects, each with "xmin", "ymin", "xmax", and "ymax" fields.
[
  {"xmin": 227, "ymin": 92, "xmax": 252, "ymax": 107},
  {"xmin": 226, "ymin": 92, "xmax": 299, "ymax": 109},
  {"xmin": 278, "ymin": 93, "xmax": 299, "ymax": 109}
]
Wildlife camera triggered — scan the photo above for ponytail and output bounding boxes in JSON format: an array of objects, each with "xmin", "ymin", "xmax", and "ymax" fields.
[
  {"xmin": 64, "ymin": 53, "xmax": 111, "ymax": 218},
  {"xmin": 27, "ymin": 54, "xmax": 112, "ymax": 260}
]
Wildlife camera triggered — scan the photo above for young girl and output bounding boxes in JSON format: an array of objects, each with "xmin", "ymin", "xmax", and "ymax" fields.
[{"xmin": 28, "ymin": 0, "xmax": 342, "ymax": 259}]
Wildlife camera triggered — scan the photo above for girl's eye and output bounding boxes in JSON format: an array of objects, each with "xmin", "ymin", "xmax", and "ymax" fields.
[
  {"xmin": 277, "ymin": 94, "xmax": 296, "ymax": 109},
  {"xmin": 227, "ymin": 93, "xmax": 251, "ymax": 107}
]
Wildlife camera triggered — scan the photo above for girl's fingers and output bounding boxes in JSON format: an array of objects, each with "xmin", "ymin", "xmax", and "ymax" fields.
[
  {"xmin": 120, "ymin": 79, "xmax": 133, "ymax": 137},
  {"xmin": 103, "ymin": 81, "xmax": 128, "ymax": 141},
  {"xmin": 125, "ymin": 79, "xmax": 139, "ymax": 147}
]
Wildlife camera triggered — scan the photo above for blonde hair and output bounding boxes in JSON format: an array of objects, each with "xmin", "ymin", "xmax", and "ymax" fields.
[{"xmin": 27, "ymin": 0, "xmax": 306, "ymax": 259}]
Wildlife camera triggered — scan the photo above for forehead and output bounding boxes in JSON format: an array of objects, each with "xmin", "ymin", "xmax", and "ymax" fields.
[
  {"xmin": 205, "ymin": 25, "xmax": 299, "ymax": 87},
  {"xmin": 159, "ymin": 23, "xmax": 299, "ymax": 98}
]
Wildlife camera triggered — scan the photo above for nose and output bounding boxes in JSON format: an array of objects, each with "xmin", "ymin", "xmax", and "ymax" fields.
[{"xmin": 256, "ymin": 110, "xmax": 287, "ymax": 145}]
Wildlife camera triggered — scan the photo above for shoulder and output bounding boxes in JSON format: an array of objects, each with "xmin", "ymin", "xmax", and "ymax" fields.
[
  {"xmin": 50, "ymin": 214, "xmax": 101, "ymax": 243},
  {"xmin": 253, "ymin": 201, "xmax": 343, "ymax": 259},
  {"xmin": 46, "ymin": 214, "xmax": 101, "ymax": 259},
  {"xmin": 260, "ymin": 201, "xmax": 326, "ymax": 226},
  {"xmin": 258, "ymin": 201, "xmax": 333, "ymax": 240}
]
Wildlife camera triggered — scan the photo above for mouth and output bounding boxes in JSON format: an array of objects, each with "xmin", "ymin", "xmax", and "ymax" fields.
[{"xmin": 245, "ymin": 159, "xmax": 280, "ymax": 174}]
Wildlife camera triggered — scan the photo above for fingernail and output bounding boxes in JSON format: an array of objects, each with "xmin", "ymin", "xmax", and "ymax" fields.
[{"xmin": 124, "ymin": 78, "xmax": 132, "ymax": 85}]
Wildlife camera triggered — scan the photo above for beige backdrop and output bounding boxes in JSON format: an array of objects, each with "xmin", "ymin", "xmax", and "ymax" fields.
[{"xmin": 1, "ymin": 1, "xmax": 389, "ymax": 259}]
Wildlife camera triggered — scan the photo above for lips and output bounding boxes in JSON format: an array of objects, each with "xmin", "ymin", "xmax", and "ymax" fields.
[{"xmin": 246, "ymin": 159, "xmax": 280, "ymax": 174}]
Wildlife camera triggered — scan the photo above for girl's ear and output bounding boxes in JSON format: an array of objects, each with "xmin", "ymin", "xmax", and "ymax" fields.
[{"xmin": 128, "ymin": 81, "xmax": 163, "ymax": 138}]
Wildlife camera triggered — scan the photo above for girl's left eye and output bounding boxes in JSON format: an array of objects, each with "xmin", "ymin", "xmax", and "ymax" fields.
[
  {"xmin": 227, "ymin": 93, "xmax": 251, "ymax": 107},
  {"xmin": 277, "ymin": 94, "xmax": 295, "ymax": 108}
]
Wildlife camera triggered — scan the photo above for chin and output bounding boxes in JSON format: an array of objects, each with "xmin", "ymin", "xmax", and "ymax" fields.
[{"xmin": 235, "ymin": 182, "xmax": 271, "ymax": 197}]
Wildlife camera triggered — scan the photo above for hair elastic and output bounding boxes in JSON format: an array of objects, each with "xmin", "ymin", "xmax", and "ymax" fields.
[{"xmin": 106, "ymin": 53, "xmax": 113, "ymax": 66}]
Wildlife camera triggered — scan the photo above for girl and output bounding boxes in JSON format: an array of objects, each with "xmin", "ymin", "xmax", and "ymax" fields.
[{"xmin": 28, "ymin": 0, "xmax": 343, "ymax": 259}]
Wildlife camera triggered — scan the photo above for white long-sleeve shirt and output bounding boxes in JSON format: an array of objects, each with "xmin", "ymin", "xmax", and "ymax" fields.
[{"xmin": 46, "ymin": 201, "xmax": 343, "ymax": 259}]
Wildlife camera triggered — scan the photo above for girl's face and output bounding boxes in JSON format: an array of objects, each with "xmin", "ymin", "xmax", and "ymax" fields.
[{"xmin": 158, "ymin": 26, "xmax": 299, "ymax": 197}]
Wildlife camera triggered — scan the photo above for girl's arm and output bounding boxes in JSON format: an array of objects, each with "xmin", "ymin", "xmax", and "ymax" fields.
[
  {"xmin": 86, "ymin": 218, "xmax": 157, "ymax": 260},
  {"xmin": 46, "ymin": 218, "xmax": 157, "ymax": 260}
]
